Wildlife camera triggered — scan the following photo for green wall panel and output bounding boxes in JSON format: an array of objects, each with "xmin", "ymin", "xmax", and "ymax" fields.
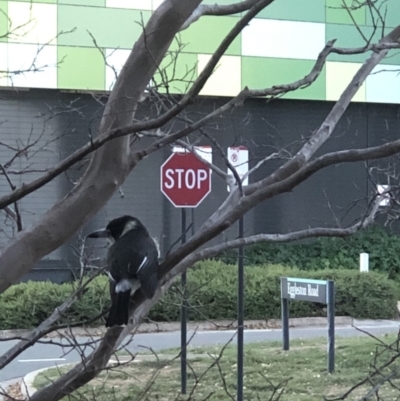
[
  {"xmin": 242, "ymin": 57, "xmax": 326, "ymax": 100},
  {"xmin": 0, "ymin": 0, "xmax": 398, "ymax": 102},
  {"xmin": 381, "ymin": 1, "xmax": 400, "ymax": 27},
  {"xmin": 58, "ymin": 46, "xmax": 105, "ymax": 90},
  {"xmin": 171, "ymin": 16, "xmax": 241, "ymax": 56},
  {"xmin": 15, "ymin": 0, "xmax": 56, "ymax": 3},
  {"xmin": 0, "ymin": 1, "xmax": 7, "ymax": 42},
  {"xmin": 326, "ymin": 0, "xmax": 365, "ymax": 25},
  {"xmin": 380, "ymin": 51, "xmax": 400, "ymax": 66},
  {"xmin": 258, "ymin": 0, "xmax": 325, "ymax": 22},
  {"xmin": 366, "ymin": 0, "xmax": 400, "ymax": 27},
  {"xmin": 154, "ymin": 52, "xmax": 197, "ymax": 94},
  {"xmin": 326, "ymin": 24, "xmax": 382, "ymax": 63},
  {"xmin": 59, "ymin": 0, "xmax": 105, "ymax": 6},
  {"xmin": 58, "ymin": 5, "xmax": 150, "ymax": 49}
]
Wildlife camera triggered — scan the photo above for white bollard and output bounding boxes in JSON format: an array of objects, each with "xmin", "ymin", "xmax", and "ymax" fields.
[{"xmin": 360, "ymin": 253, "xmax": 369, "ymax": 272}]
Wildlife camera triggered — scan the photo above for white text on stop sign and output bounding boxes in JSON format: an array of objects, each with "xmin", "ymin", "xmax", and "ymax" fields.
[{"xmin": 164, "ymin": 168, "xmax": 208, "ymax": 189}]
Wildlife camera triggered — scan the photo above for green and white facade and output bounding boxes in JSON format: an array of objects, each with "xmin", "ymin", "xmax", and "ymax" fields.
[
  {"xmin": 1, "ymin": 1, "xmax": 400, "ymax": 280},
  {"xmin": 0, "ymin": 0, "xmax": 399, "ymax": 102}
]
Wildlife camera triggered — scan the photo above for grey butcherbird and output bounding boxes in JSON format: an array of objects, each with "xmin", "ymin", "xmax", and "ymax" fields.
[{"xmin": 87, "ymin": 215, "xmax": 159, "ymax": 327}]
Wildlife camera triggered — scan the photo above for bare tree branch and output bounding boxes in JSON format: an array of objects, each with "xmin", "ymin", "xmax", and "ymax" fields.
[
  {"xmin": 181, "ymin": 0, "xmax": 270, "ymax": 30},
  {"xmin": 195, "ymin": 196, "xmax": 381, "ymax": 261},
  {"xmin": 0, "ymin": 164, "xmax": 22, "ymax": 231},
  {"xmin": 0, "ymin": 0, "xmax": 204, "ymax": 296},
  {"xmin": 245, "ymin": 25, "xmax": 400, "ymax": 198},
  {"xmin": 1, "ymin": 3, "xmax": 400, "ymax": 401},
  {"xmin": 0, "ymin": 0, "xmax": 273, "ymax": 210},
  {"xmin": 0, "ymin": 269, "xmax": 106, "ymax": 370},
  {"xmin": 2, "ymin": 34, "xmax": 399, "ymax": 211}
]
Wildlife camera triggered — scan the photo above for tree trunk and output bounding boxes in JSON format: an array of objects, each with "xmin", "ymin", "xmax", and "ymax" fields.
[{"xmin": 0, "ymin": 0, "xmax": 202, "ymax": 294}]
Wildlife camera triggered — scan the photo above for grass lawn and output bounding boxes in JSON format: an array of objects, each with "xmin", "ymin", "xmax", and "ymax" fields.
[{"xmin": 34, "ymin": 333, "xmax": 400, "ymax": 400}]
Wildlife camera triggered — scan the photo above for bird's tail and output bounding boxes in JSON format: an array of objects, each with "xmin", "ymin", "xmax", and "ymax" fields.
[{"xmin": 106, "ymin": 290, "xmax": 131, "ymax": 328}]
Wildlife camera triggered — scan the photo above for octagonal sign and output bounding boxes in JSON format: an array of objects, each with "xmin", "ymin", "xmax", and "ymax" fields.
[{"xmin": 161, "ymin": 151, "xmax": 211, "ymax": 208}]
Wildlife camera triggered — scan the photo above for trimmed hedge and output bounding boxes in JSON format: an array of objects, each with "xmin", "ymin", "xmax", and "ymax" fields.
[
  {"xmin": 0, "ymin": 261, "xmax": 397, "ymax": 330},
  {"xmin": 219, "ymin": 225, "xmax": 400, "ymax": 277},
  {"xmin": 156, "ymin": 262, "xmax": 399, "ymax": 321},
  {"xmin": 0, "ymin": 279, "xmax": 110, "ymax": 330}
]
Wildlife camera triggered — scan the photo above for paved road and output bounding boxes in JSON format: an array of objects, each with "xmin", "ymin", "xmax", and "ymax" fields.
[{"xmin": 0, "ymin": 319, "xmax": 399, "ymax": 383}]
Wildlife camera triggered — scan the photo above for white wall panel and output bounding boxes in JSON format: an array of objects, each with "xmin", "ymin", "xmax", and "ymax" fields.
[
  {"xmin": 242, "ymin": 19, "xmax": 325, "ymax": 60},
  {"xmin": 8, "ymin": 44, "xmax": 57, "ymax": 88}
]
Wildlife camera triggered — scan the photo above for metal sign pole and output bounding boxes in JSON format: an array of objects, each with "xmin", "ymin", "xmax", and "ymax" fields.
[
  {"xmin": 327, "ymin": 280, "xmax": 335, "ymax": 373},
  {"xmin": 181, "ymin": 208, "xmax": 187, "ymax": 394},
  {"xmin": 237, "ymin": 216, "xmax": 244, "ymax": 401},
  {"xmin": 191, "ymin": 208, "xmax": 195, "ymax": 236},
  {"xmin": 161, "ymin": 148, "xmax": 213, "ymax": 395},
  {"xmin": 280, "ymin": 277, "xmax": 335, "ymax": 372},
  {"xmin": 226, "ymin": 146, "xmax": 249, "ymax": 401},
  {"xmin": 281, "ymin": 279, "xmax": 289, "ymax": 351}
]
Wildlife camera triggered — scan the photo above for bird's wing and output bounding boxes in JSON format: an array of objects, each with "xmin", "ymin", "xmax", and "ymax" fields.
[
  {"xmin": 107, "ymin": 231, "xmax": 158, "ymax": 298},
  {"xmin": 131, "ymin": 235, "xmax": 159, "ymax": 298}
]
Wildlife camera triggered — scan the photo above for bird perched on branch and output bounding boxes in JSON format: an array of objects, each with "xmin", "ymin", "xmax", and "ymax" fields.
[{"xmin": 87, "ymin": 215, "xmax": 159, "ymax": 327}]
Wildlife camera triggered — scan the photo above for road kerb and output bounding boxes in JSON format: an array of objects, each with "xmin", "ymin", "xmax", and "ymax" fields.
[
  {"xmin": 20, "ymin": 363, "xmax": 71, "ymax": 399},
  {"xmin": 20, "ymin": 353, "xmax": 221, "ymax": 397},
  {"xmin": 0, "ymin": 316, "xmax": 355, "ymax": 339}
]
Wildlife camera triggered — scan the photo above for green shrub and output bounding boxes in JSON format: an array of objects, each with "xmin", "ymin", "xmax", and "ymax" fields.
[
  {"xmin": 219, "ymin": 225, "xmax": 400, "ymax": 276},
  {"xmin": 0, "ymin": 261, "xmax": 397, "ymax": 330},
  {"xmin": 152, "ymin": 261, "xmax": 399, "ymax": 321},
  {"xmin": 0, "ymin": 277, "xmax": 110, "ymax": 330}
]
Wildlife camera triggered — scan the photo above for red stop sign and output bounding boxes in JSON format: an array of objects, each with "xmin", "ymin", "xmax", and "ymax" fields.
[{"xmin": 161, "ymin": 152, "xmax": 211, "ymax": 207}]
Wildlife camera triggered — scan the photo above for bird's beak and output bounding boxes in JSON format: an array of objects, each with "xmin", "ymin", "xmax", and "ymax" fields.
[{"xmin": 86, "ymin": 229, "xmax": 110, "ymax": 239}]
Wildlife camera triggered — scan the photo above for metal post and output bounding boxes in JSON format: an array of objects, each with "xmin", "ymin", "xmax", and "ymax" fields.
[
  {"xmin": 327, "ymin": 280, "xmax": 335, "ymax": 373},
  {"xmin": 181, "ymin": 209, "xmax": 187, "ymax": 394},
  {"xmin": 281, "ymin": 295, "xmax": 289, "ymax": 351},
  {"xmin": 191, "ymin": 208, "xmax": 195, "ymax": 236},
  {"xmin": 237, "ymin": 216, "xmax": 244, "ymax": 401}
]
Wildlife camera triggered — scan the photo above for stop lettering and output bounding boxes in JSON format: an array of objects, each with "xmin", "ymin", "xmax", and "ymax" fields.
[
  {"xmin": 161, "ymin": 152, "xmax": 211, "ymax": 207},
  {"xmin": 164, "ymin": 168, "xmax": 208, "ymax": 190}
]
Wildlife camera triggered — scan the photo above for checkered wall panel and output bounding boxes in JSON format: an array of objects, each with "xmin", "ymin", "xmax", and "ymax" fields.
[{"xmin": 0, "ymin": 0, "xmax": 399, "ymax": 103}]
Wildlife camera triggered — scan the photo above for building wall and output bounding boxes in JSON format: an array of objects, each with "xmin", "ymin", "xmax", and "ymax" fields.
[
  {"xmin": 1, "ymin": 1, "xmax": 400, "ymax": 281},
  {"xmin": 0, "ymin": 0, "xmax": 399, "ymax": 102},
  {"xmin": 1, "ymin": 88, "xmax": 399, "ymax": 281}
]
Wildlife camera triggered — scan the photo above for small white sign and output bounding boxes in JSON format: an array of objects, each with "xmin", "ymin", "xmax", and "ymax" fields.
[
  {"xmin": 172, "ymin": 145, "xmax": 213, "ymax": 165},
  {"xmin": 227, "ymin": 146, "xmax": 249, "ymax": 191},
  {"xmin": 360, "ymin": 253, "xmax": 369, "ymax": 273},
  {"xmin": 377, "ymin": 184, "xmax": 390, "ymax": 207}
]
